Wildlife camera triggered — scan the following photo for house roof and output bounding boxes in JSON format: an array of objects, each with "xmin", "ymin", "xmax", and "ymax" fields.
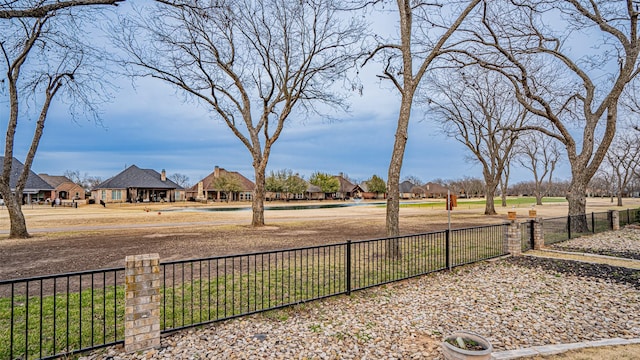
[
  {"xmin": 187, "ymin": 166, "xmax": 255, "ymax": 192},
  {"xmin": 93, "ymin": 165, "xmax": 183, "ymax": 190},
  {"xmin": 423, "ymin": 182, "xmax": 449, "ymax": 194},
  {"xmin": 399, "ymin": 180, "xmax": 415, "ymax": 193},
  {"xmin": 39, "ymin": 174, "xmax": 72, "ymax": 188},
  {"xmin": 0, "ymin": 156, "xmax": 53, "ymax": 193},
  {"xmin": 306, "ymin": 183, "xmax": 322, "ymax": 193}
]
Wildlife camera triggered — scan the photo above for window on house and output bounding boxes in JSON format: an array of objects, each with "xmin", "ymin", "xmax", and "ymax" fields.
[
  {"xmin": 101, "ymin": 190, "xmax": 106, "ymax": 200},
  {"xmin": 112, "ymin": 190, "xmax": 122, "ymax": 201}
]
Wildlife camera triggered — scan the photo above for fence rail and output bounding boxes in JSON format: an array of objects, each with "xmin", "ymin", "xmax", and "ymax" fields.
[
  {"xmin": 542, "ymin": 207, "xmax": 640, "ymax": 245},
  {"xmin": 0, "ymin": 268, "xmax": 125, "ymax": 360},
  {"xmin": 3, "ymin": 207, "xmax": 640, "ymax": 359}
]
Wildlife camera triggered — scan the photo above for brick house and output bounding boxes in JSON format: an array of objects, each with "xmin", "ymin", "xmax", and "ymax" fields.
[
  {"xmin": 186, "ymin": 166, "xmax": 255, "ymax": 202},
  {"xmin": 423, "ymin": 182, "xmax": 449, "ymax": 199},
  {"xmin": 39, "ymin": 174, "xmax": 86, "ymax": 201},
  {"xmin": 91, "ymin": 165, "xmax": 184, "ymax": 203}
]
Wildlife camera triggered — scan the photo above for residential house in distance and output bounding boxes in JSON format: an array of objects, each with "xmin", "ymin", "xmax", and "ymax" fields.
[
  {"xmin": 423, "ymin": 182, "xmax": 449, "ymax": 199},
  {"xmin": 305, "ymin": 183, "xmax": 325, "ymax": 200},
  {"xmin": 187, "ymin": 166, "xmax": 255, "ymax": 202},
  {"xmin": 334, "ymin": 173, "xmax": 364, "ymax": 200},
  {"xmin": 0, "ymin": 156, "xmax": 53, "ymax": 204},
  {"xmin": 399, "ymin": 180, "xmax": 425, "ymax": 199},
  {"xmin": 359, "ymin": 182, "xmax": 385, "ymax": 200},
  {"xmin": 39, "ymin": 174, "xmax": 85, "ymax": 201},
  {"xmin": 91, "ymin": 165, "xmax": 184, "ymax": 203}
]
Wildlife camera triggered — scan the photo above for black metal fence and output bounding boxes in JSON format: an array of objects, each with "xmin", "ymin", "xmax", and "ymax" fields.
[
  {"xmin": 543, "ymin": 208, "xmax": 640, "ymax": 245},
  {"xmin": 0, "ymin": 268, "xmax": 125, "ymax": 360},
  {"xmin": 0, "ymin": 224, "xmax": 508, "ymax": 359},
  {"xmin": 620, "ymin": 207, "xmax": 640, "ymax": 227},
  {"xmin": 158, "ymin": 224, "xmax": 507, "ymax": 334}
]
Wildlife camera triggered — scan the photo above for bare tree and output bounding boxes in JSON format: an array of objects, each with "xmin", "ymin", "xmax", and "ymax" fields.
[
  {"xmin": 169, "ymin": 173, "xmax": 190, "ymax": 188},
  {"xmin": 516, "ymin": 132, "xmax": 562, "ymax": 206},
  {"xmin": 0, "ymin": 0, "xmax": 121, "ymax": 18},
  {"xmin": 1, "ymin": 2, "xmax": 116, "ymax": 238},
  {"xmin": 454, "ymin": 0, "xmax": 640, "ymax": 228},
  {"xmin": 498, "ymin": 149, "xmax": 515, "ymax": 207},
  {"xmin": 428, "ymin": 68, "xmax": 526, "ymax": 215},
  {"xmin": 117, "ymin": 0, "xmax": 364, "ymax": 227},
  {"xmin": 363, "ymin": 0, "xmax": 481, "ymax": 239},
  {"xmin": 605, "ymin": 132, "xmax": 640, "ymax": 206}
]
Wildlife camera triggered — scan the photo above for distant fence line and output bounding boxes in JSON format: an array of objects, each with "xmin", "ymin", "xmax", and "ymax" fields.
[{"xmin": 1, "ymin": 207, "xmax": 639, "ymax": 359}]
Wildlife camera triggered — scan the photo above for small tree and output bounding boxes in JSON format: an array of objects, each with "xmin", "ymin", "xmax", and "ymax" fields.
[
  {"xmin": 265, "ymin": 171, "xmax": 286, "ymax": 196},
  {"xmin": 285, "ymin": 174, "xmax": 308, "ymax": 200},
  {"xmin": 309, "ymin": 172, "xmax": 340, "ymax": 197},
  {"xmin": 169, "ymin": 173, "xmax": 190, "ymax": 188},
  {"xmin": 517, "ymin": 133, "xmax": 562, "ymax": 206},
  {"xmin": 605, "ymin": 132, "xmax": 640, "ymax": 206},
  {"xmin": 266, "ymin": 169, "xmax": 307, "ymax": 200},
  {"xmin": 212, "ymin": 174, "xmax": 243, "ymax": 203},
  {"xmin": 366, "ymin": 175, "xmax": 386, "ymax": 197}
]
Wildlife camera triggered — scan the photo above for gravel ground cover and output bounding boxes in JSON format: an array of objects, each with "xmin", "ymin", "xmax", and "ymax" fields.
[
  {"xmin": 551, "ymin": 227, "xmax": 640, "ymax": 260},
  {"xmin": 83, "ymin": 256, "xmax": 640, "ymax": 360}
]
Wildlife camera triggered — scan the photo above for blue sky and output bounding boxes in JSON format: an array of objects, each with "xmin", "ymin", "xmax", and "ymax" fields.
[
  {"xmin": 11, "ymin": 74, "xmax": 568, "ymax": 186},
  {"xmin": 1, "ymin": 3, "xmax": 576, "ymax": 188}
]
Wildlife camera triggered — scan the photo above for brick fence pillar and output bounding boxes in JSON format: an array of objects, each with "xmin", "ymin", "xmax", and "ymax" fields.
[
  {"xmin": 533, "ymin": 217, "xmax": 545, "ymax": 250},
  {"xmin": 609, "ymin": 210, "xmax": 620, "ymax": 231},
  {"xmin": 504, "ymin": 220, "xmax": 522, "ymax": 256},
  {"xmin": 125, "ymin": 254, "xmax": 161, "ymax": 353}
]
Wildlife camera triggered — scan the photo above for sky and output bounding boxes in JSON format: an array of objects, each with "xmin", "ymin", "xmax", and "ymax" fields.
[{"xmin": 1, "ymin": 2, "xmax": 574, "ymax": 188}]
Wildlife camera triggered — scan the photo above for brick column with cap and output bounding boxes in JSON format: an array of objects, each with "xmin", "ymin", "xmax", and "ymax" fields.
[
  {"xmin": 533, "ymin": 217, "xmax": 545, "ymax": 250},
  {"xmin": 609, "ymin": 210, "xmax": 620, "ymax": 231},
  {"xmin": 125, "ymin": 254, "xmax": 161, "ymax": 353},
  {"xmin": 504, "ymin": 220, "xmax": 522, "ymax": 256}
]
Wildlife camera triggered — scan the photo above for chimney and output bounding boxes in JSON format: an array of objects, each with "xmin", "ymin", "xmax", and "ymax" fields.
[
  {"xmin": 214, "ymin": 165, "xmax": 220, "ymax": 177},
  {"xmin": 161, "ymin": 169, "xmax": 166, "ymax": 182}
]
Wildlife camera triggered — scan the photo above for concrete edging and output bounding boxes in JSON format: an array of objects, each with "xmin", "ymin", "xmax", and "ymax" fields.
[{"xmin": 491, "ymin": 338, "xmax": 640, "ymax": 359}]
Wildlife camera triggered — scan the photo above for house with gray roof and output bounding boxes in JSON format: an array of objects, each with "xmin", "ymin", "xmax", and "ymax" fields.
[
  {"xmin": 91, "ymin": 165, "xmax": 184, "ymax": 203},
  {"xmin": 0, "ymin": 156, "xmax": 54, "ymax": 204},
  {"xmin": 39, "ymin": 174, "xmax": 85, "ymax": 201},
  {"xmin": 399, "ymin": 180, "xmax": 425, "ymax": 199}
]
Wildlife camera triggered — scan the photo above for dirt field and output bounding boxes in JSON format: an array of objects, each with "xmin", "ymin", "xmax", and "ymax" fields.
[{"xmin": 1, "ymin": 197, "xmax": 639, "ymax": 280}]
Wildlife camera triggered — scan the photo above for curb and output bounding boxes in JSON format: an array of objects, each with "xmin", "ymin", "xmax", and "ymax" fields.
[{"xmin": 491, "ymin": 338, "xmax": 640, "ymax": 359}]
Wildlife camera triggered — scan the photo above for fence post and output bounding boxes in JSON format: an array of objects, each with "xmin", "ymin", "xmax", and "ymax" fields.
[
  {"xmin": 346, "ymin": 241, "xmax": 351, "ymax": 295},
  {"xmin": 567, "ymin": 216, "xmax": 572, "ymax": 240},
  {"xmin": 504, "ymin": 220, "xmax": 522, "ymax": 256},
  {"xmin": 533, "ymin": 217, "xmax": 545, "ymax": 250},
  {"xmin": 529, "ymin": 219, "xmax": 535, "ymax": 250},
  {"xmin": 591, "ymin": 212, "xmax": 595, "ymax": 233},
  {"xmin": 445, "ymin": 229, "xmax": 451, "ymax": 270},
  {"xmin": 125, "ymin": 254, "xmax": 161, "ymax": 353},
  {"xmin": 609, "ymin": 210, "xmax": 620, "ymax": 231}
]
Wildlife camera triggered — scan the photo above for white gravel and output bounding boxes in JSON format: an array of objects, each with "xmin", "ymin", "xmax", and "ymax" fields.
[
  {"xmin": 552, "ymin": 227, "xmax": 640, "ymax": 255},
  {"xmin": 83, "ymin": 256, "xmax": 640, "ymax": 360}
]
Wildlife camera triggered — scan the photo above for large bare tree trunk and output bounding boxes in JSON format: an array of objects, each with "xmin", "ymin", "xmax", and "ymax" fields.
[
  {"xmin": 386, "ymin": 94, "xmax": 413, "ymax": 238},
  {"xmin": 252, "ymin": 165, "xmax": 266, "ymax": 227},
  {"xmin": 567, "ymin": 176, "xmax": 588, "ymax": 232},
  {"xmin": 5, "ymin": 196, "xmax": 29, "ymax": 238},
  {"xmin": 484, "ymin": 180, "xmax": 498, "ymax": 215}
]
